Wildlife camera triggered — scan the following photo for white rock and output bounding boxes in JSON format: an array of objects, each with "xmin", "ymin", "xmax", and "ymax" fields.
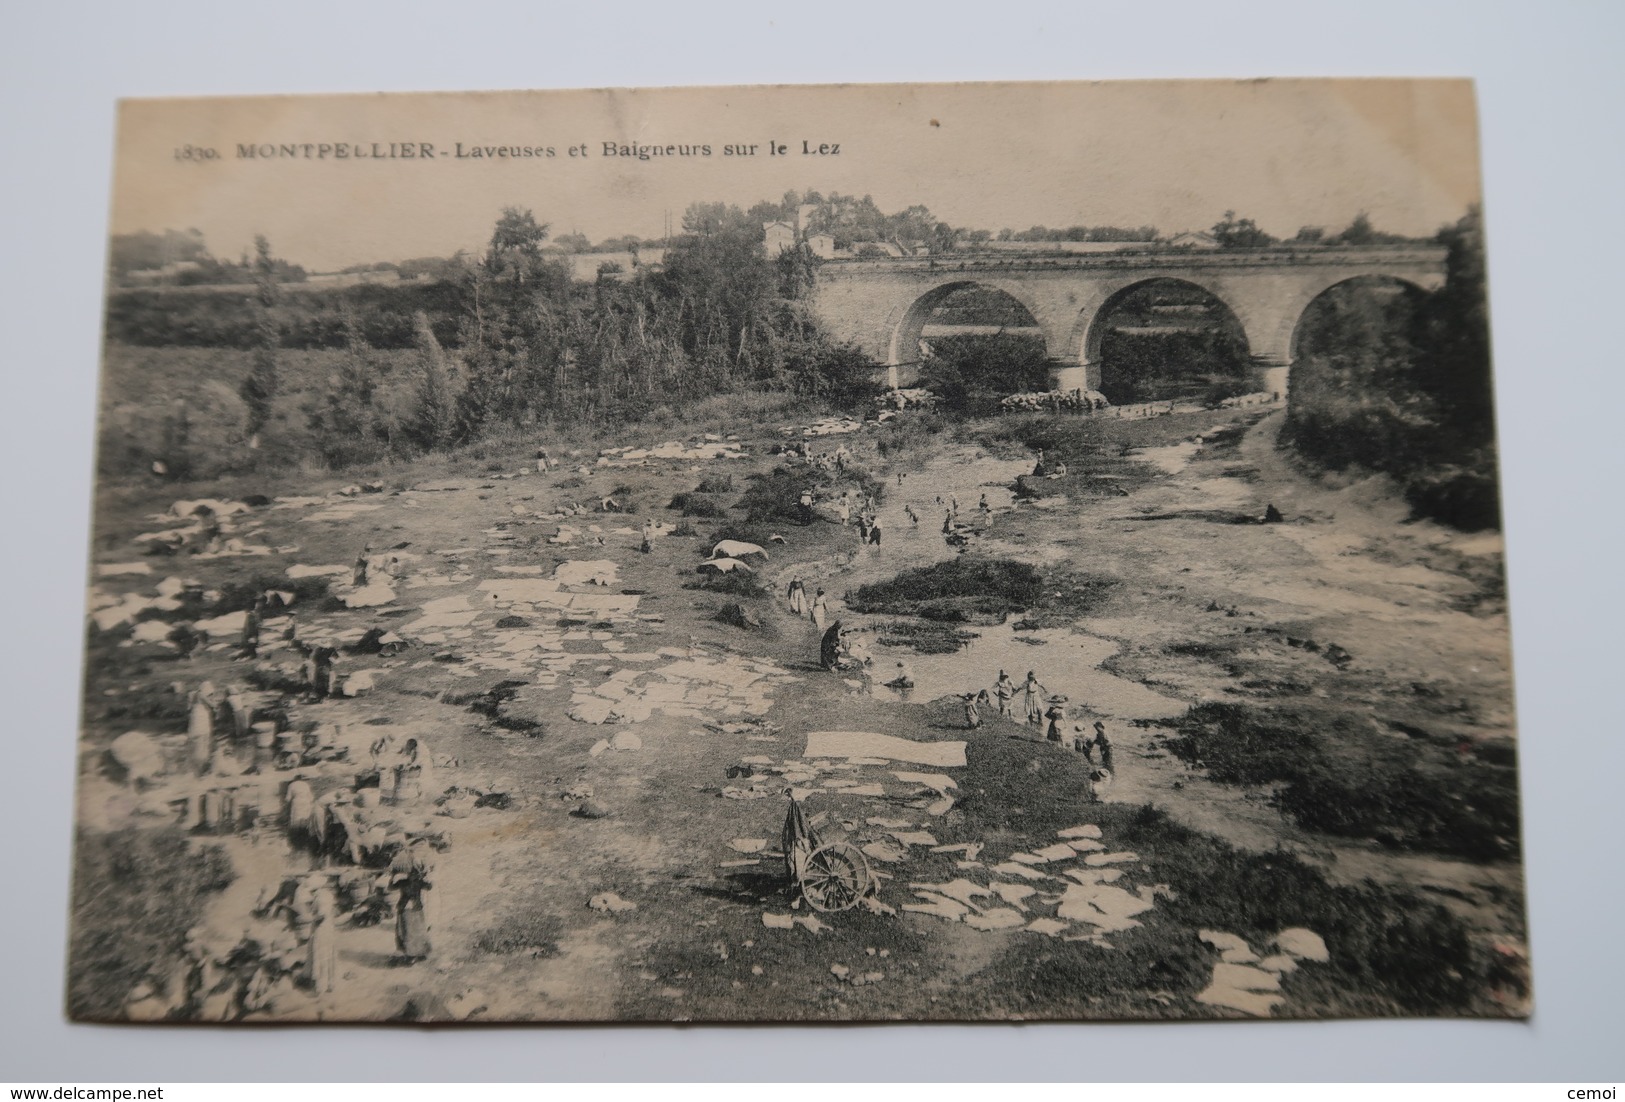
[{"xmin": 587, "ymin": 892, "xmax": 637, "ymax": 914}]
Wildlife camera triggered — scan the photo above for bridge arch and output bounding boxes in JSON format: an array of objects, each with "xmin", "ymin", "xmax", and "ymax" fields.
[
  {"xmin": 1269, "ymin": 274, "xmax": 1434, "ymax": 402},
  {"xmin": 1072, "ymin": 277, "xmax": 1253, "ymax": 403},
  {"xmin": 887, "ymin": 279, "xmax": 1052, "ymax": 370},
  {"xmin": 1286, "ymin": 274, "xmax": 1433, "ymax": 363},
  {"xmin": 1073, "ymin": 276, "xmax": 1248, "ymax": 367}
]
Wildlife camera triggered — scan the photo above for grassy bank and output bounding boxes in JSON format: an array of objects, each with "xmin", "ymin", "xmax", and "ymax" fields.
[
  {"xmin": 1164, "ymin": 702, "xmax": 1520, "ymax": 861},
  {"xmin": 847, "ymin": 557, "xmax": 1118, "ymax": 628}
]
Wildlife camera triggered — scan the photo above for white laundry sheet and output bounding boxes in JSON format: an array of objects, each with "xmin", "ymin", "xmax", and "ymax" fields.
[{"xmin": 802, "ymin": 730, "xmax": 967, "ymax": 768}]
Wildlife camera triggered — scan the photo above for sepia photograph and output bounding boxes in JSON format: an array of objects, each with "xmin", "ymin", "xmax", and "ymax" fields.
[{"xmin": 67, "ymin": 79, "xmax": 1526, "ymax": 1026}]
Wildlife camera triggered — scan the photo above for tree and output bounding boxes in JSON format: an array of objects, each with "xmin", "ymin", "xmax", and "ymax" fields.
[
  {"xmin": 405, "ymin": 310, "xmax": 459, "ymax": 451},
  {"xmin": 238, "ymin": 235, "xmax": 280, "ymax": 442},
  {"xmin": 306, "ymin": 305, "xmax": 387, "ymax": 465},
  {"xmin": 454, "ymin": 208, "xmax": 572, "ymax": 437},
  {"xmin": 485, "ymin": 207, "xmax": 552, "ymax": 281},
  {"xmin": 1337, "ymin": 212, "xmax": 1376, "ymax": 246},
  {"xmin": 1212, "ymin": 211, "xmax": 1277, "ymax": 248},
  {"xmin": 658, "ymin": 202, "xmax": 781, "ymax": 385},
  {"xmin": 1418, "ymin": 206, "xmax": 1494, "ymax": 447}
]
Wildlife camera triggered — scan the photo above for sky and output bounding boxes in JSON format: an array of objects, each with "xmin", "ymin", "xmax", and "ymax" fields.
[{"xmin": 111, "ymin": 79, "xmax": 1482, "ymax": 272}]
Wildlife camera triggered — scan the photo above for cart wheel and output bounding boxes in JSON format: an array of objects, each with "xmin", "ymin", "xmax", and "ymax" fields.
[{"xmin": 798, "ymin": 842, "xmax": 873, "ymax": 912}]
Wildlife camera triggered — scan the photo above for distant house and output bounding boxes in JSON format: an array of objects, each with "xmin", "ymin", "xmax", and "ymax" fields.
[
  {"xmin": 763, "ymin": 221, "xmax": 796, "ymax": 255},
  {"xmin": 806, "ymin": 232, "xmax": 837, "ymax": 259},
  {"xmin": 1165, "ymin": 231, "xmax": 1220, "ymax": 249}
]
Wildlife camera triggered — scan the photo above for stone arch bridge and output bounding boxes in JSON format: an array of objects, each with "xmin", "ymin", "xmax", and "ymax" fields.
[{"xmin": 810, "ymin": 246, "xmax": 1447, "ymax": 396}]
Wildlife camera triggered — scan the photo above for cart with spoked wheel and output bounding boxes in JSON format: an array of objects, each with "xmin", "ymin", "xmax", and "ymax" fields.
[{"xmin": 781, "ymin": 794, "xmax": 876, "ymax": 912}]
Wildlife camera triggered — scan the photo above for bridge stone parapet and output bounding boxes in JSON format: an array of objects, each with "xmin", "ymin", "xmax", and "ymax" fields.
[{"xmin": 809, "ymin": 246, "xmax": 1448, "ymax": 393}]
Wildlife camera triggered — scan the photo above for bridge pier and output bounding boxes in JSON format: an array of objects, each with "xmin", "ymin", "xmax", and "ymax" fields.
[
  {"xmin": 1253, "ymin": 356, "xmax": 1291, "ymax": 401},
  {"xmin": 1050, "ymin": 361, "xmax": 1101, "ymax": 393}
]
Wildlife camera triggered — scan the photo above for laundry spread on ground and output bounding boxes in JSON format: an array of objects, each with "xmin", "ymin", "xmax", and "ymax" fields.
[{"xmin": 801, "ymin": 731, "xmax": 967, "ymax": 768}]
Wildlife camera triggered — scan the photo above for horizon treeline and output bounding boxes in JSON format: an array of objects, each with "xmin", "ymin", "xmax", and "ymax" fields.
[{"xmin": 108, "ymin": 196, "xmax": 1426, "ymax": 286}]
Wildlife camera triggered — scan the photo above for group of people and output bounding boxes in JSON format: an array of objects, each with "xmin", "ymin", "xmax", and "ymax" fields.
[
  {"xmin": 785, "ymin": 577, "xmax": 830, "ymax": 630},
  {"xmin": 963, "ymin": 668, "xmax": 1051, "ymax": 730},
  {"xmin": 183, "ymin": 680, "xmax": 266, "ymax": 777},
  {"xmin": 961, "ymin": 669, "xmax": 1117, "ymax": 798},
  {"xmin": 834, "ymin": 490, "xmax": 883, "ymax": 548}
]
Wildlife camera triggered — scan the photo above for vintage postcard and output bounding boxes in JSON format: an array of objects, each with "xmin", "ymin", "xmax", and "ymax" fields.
[{"xmin": 71, "ymin": 80, "xmax": 1525, "ymax": 1024}]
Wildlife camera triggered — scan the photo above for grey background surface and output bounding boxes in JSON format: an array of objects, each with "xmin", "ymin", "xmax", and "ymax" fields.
[{"xmin": 2, "ymin": 0, "xmax": 1620, "ymax": 1082}]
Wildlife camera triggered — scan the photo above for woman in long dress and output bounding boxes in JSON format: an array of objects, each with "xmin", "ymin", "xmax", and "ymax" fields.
[
  {"xmin": 994, "ymin": 670, "xmax": 1017, "ymax": 717},
  {"xmin": 392, "ymin": 738, "xmax": 432, "ymax": 804},
  {"xmin": 1022, "ymin": 671, "xmax": 1047, "ymax": 726},
  {"xmin": 370, "ymin": 733, "xmax": 398, "ymax": 803},
  {"xmin": 186, "ymin": 691, "xmax": 214, "ymax": 774},
  {"xmin": 390, "ymin": 843, "xmax": 433, "ymax": 963},
  {"xmin": 305, "ymin": 882, "xmax": 337, "ymax": 994},
  {"xmin": 1044, "ymin": 701, "xmax": 1067, "ymax": 743},
  {"xmin": 809, "ymin": 588, "xmax": 829, "ymax": 631}
]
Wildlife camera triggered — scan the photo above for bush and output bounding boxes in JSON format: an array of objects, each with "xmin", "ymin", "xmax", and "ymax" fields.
[
  {"xmin": 1164, "ymin": 702, "xmax": 1323, "ymax": 785},
  {"xmin": 737, "ymin": 465, "xmax": 813, "ymax": 524},
  {"xmin": 667, "ymin": 492, "xmax": 726, "ymax": 518},
  {"xmin": 736, "ymin": 463, "xmax": 884, "ymax": 524},
  {"xmin": 919, "ymin": 333, "xmax": 1050, "ymax": 414},
  {"xmin": 1168, "ymin": 702, "xmax": 1521, "ymax": 860},
  {"xmin": 1098, "ymin": 328, "xmax": 1253, "ymax": 406},
  {"xmin": 849, "ymin": 557, "xmax": 1045, "ymax": 623},
  {"xmin": 1402, "ymin": 456, "xmax": 1503, "ymax": 532},
  {"xmin": 687, "ymin": 569, "xmax": 768, "ymax": 598},
  {"xmin": 874, "ymin": 620, "xmax": 979, "ymax": 653},
  {"xmin": 876, "ymin": 410, "xmax": 952, "ymax": 459},
  {"xmin": 99, "ymin": 381, "xmax": 250, "ymax": 481},
  {"xmin": 471, "ymin": 911, "xmax": 562, "ymax": 958}
]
